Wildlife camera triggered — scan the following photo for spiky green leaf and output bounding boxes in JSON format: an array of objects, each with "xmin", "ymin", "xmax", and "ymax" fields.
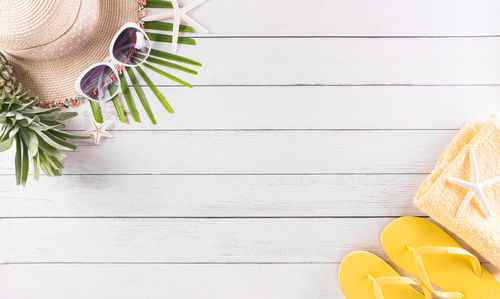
[
  {"xmin": 39, "ymin": 151, "xmax": 55, "ymax": 177},
  {"xmin": 50, "ymin": 129, "xmax": 89, "ymax": 139},
  {"xmin": 15, "ymin": 136, "xmax": 21, "ymax": 185},
  {"xmin": 22, "ymin": 107, "xmax": 60, "ymax": 115},
  {"xmin": 35, "ymin": 131, "xmax": 75, "ymax": 151},
  {"xmin": 37, "ymin": 138, "xmax": 66, "ymax": 161},
  {"xmin": 0, "ymin": 136, "xmax": 13, "ymax": 152},
  {"xmin": 20, "ymin": 138, "xmax": 29, "ymax": 186},
  {"xmin": 9, "ymin": 124, "xmax": 20, "ymax": 138},
  {"xmin": 33, "ymin": 152, "xmax": 40, "ymax": 181},
  {"xmin": 44, "ymin": 153, "xmax": 64, "ymax": 170},
  {"xmin": 38, "ymin": 111, "xmax": 77, "ymax": 122},
  {"xmin": 28, "ymin": 123, "xmax": 64, "ymax": 132},
  {"xmin": 45, "ymin": 131, "xmax": 77, "ymax": 151},
  {"xmin": 19, "ymin": 127, "xmax": 38, "ymax": 156}
]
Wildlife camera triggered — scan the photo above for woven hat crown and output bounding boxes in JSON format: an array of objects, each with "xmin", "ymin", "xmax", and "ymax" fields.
[{"xmin": 0, "ymin": 0, "xmax": 81, "ymax": 52}]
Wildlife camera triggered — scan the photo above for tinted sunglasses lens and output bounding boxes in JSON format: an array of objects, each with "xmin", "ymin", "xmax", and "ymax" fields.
[
  {"xmin": 79, "ymin": 65, "xmax": 119, "ymax": 102},
  {"xmin": 112, "ymin": 27, "xmax": 150, "ymax": 65}
]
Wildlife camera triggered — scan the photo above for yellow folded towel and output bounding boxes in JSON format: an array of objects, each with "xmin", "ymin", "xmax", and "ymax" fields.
[{"xmin": 414, "ymin": 115, "xmax": 500, "ymax": 269}]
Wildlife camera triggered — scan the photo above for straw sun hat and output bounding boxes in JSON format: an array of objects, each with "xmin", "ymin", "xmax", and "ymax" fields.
[{"xmin": 0, "ymin": 0, "xmax": 145, "ymax": 107}]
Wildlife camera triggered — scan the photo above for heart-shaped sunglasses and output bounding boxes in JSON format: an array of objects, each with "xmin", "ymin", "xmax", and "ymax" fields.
[{"xmin": 75, "ymin": 22, "xmax": 151, "ymax": 103}]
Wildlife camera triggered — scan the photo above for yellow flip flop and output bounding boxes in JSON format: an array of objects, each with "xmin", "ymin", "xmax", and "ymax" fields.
[
  {"xmin": 339, "ymin": 251, "xmax": 433, "ymax": 299},
  {"xmin": 381, "ymin": 216, "xmax": 500, "ymax": 298}
]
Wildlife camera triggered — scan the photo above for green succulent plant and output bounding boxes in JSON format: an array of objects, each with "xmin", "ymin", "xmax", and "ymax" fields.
[{"xmin": 0, "ymin": 84, "xmax": 88, "ymax": 186}]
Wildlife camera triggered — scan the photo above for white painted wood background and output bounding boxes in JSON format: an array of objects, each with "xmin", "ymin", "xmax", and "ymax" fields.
[{"xmin": 1, "ymin": 1, "xmax": 500, "ymax": 298}]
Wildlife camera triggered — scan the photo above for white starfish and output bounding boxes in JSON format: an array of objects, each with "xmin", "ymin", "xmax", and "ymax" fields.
[
  {"xmin": 448, "ymin": 148, "xmax": 500, "ymax": 218},
  {"xmin": 85, "ymin": 118, "xmax": 114, "ymax": 145},
  {"xmin": 143, "ymin": 0, "xmax": 208, "ymax": 53}
]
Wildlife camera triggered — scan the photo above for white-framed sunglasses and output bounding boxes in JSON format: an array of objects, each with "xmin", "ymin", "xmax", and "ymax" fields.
[{"xmin": 75, "ymin": 22, "xmax": 152, "ymax": 103}]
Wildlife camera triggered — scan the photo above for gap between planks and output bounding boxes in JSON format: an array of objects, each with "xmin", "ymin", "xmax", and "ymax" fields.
[
  {"xmin": 0, "ymin": 216, "xmax": 425, "ymax": 219},
  {"xmin": 186, "ymin": 35, "xmax": 500, "ymax": 39}
]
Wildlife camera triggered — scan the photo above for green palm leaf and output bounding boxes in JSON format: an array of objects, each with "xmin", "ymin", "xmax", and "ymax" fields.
[
  {"xmin": 111, "ymin": 94, "xmax": 128, "ymax": 123},
  {"xmin": 149, "ymin": 49, "xmax": 202, "ymax": 66},
  {"xmin": 146, "ymin": 32, "xmax": 196, "ymax": 45},
  {"xmin": 126, "ymin": 67, "xmax": 157, "ymax": 124},
  {"xmin": 89, "ymin": 101, "xmax": 103, "ymax": 123},
  {"xmin": 136, "ymin": 66, "xmax": 173, "ymax": 113},
  {"xmin": 119, "ymin": 72, "xmax": 140, "ymax": 122},
  {"xmin": 146, "ymin": 56, "xmax": 198, "ymax": 75},
  {"xmin": 106, "ymin": 82, "xmax": 127, "ymax": 123},
  {"xmin": 144, "ymin": 21, "xmax": 194, "ymax": 33},
  {"xmin": 143, "ymin": 63, "xmax": 193, "ymax": 88},
  {"xmin": 145, "ymin": 0, "xmax": 173, "ymax": 8},
  {"xmin": 81, "ymin": 18, "xmax": 203, "ymax": 126}
]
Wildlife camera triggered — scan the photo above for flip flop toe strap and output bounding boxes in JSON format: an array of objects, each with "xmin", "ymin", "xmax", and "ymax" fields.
[
  {"xmin": 409, "ymin": 246, "xmax": 482, "ymax": 298},
  {"xmin": 367, "ymin": 274, "xmax": 433, "ymax": 299}
]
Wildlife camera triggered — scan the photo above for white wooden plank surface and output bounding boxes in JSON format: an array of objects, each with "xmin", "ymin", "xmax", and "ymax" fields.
[
  {"xmin": 1, "ymin": 264, "xmax": 340, "ymax": 299},
  {"xmin": 3, "ymin": 1, "xmax": 500, "ymax": 299},
  {"xmin": 64, "ymin": 86, "xmax": 500, "ymax": 130},
  {"xmin": 178, "ymin": 0, "xmax": 500, "ymax": 36},
  {"xmin": 0, "ymin": 130, "xmax": 454, "ymax": 174},
  {"xmin": 0, "ymin": 218, "xmax": 495, "ymax": 264},
  {"xmin": 1, "ymin": 263, "xmax": 498, "ymax": 299},
  {"xmin": 147, "ymin": 38, "xmax": 500, "ymax": 85},
  {"xmin": 0, "ymin": 174, "xmax": 424, "ymax": 217},
  {"xmin": 0, "ymin": 218, "xmax": 383, "ymax": 263}
]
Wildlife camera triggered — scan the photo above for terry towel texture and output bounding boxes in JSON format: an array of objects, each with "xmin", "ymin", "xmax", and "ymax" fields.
[{"xmin": 414, "ymin": 115, "xmax": 500, "ymax": 269}]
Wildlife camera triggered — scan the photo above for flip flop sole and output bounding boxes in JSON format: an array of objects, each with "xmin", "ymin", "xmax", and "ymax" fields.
[
  {"xmin": 381, "ymin": 216, "xmax": 500, "ymax": 298},
  {"xmin": 338, "ymin": 251, "xmax": 426, "ymax": 299}
]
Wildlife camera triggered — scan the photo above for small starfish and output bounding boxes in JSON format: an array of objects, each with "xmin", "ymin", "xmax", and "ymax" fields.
[
  {"xmin": 143, "ymin": 0, "xmax": 208, "ymax": 52},
  {"xmin": 85, "ymin": 118, "xmax": 114, "ymax": 145},
  {"xmin": 448, "ymin": 148, "xmax": 500, "ymax": 218}
]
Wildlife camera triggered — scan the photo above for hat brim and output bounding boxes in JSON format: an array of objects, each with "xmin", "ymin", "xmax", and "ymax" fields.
[{"xmin": 4, "ymin": 0, "xmax": 139, "ymax": 106}]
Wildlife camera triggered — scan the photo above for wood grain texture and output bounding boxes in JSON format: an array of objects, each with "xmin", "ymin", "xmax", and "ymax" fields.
[
  {"xmin": 0, "ymin": 174, "xmax": 424, "ymax": 217},
  {"xmin": 145, "ymin": 38, "xmax": 500, "ymax": 86},
  {"xmin": 155, "ymin": 0, "xmax": 500, "ymax": 37},
  {"xmin": 1, "ymin": 263, "xmax": 497, "ymax": 299},
  {"xmin": 1, "ymin": 264, "xmax": 340, "ymax": 299},
  {"xmin": 4, "ymin": 2, "xmax": 500, "ymax": 299},
  {"xmin": 1, "ymin": 218, "xmax": 493, "ymax": 264},
  {"xmin": 63, "ymin": 86, "xmax": 500, "ymax": 130},
  {"xmin": 0, "ymin": 218, "xmax": 418, "ymax": 263},
  {"xmin": 0, "ymin": 130, "xmax": 455, "ymax": 175}
]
